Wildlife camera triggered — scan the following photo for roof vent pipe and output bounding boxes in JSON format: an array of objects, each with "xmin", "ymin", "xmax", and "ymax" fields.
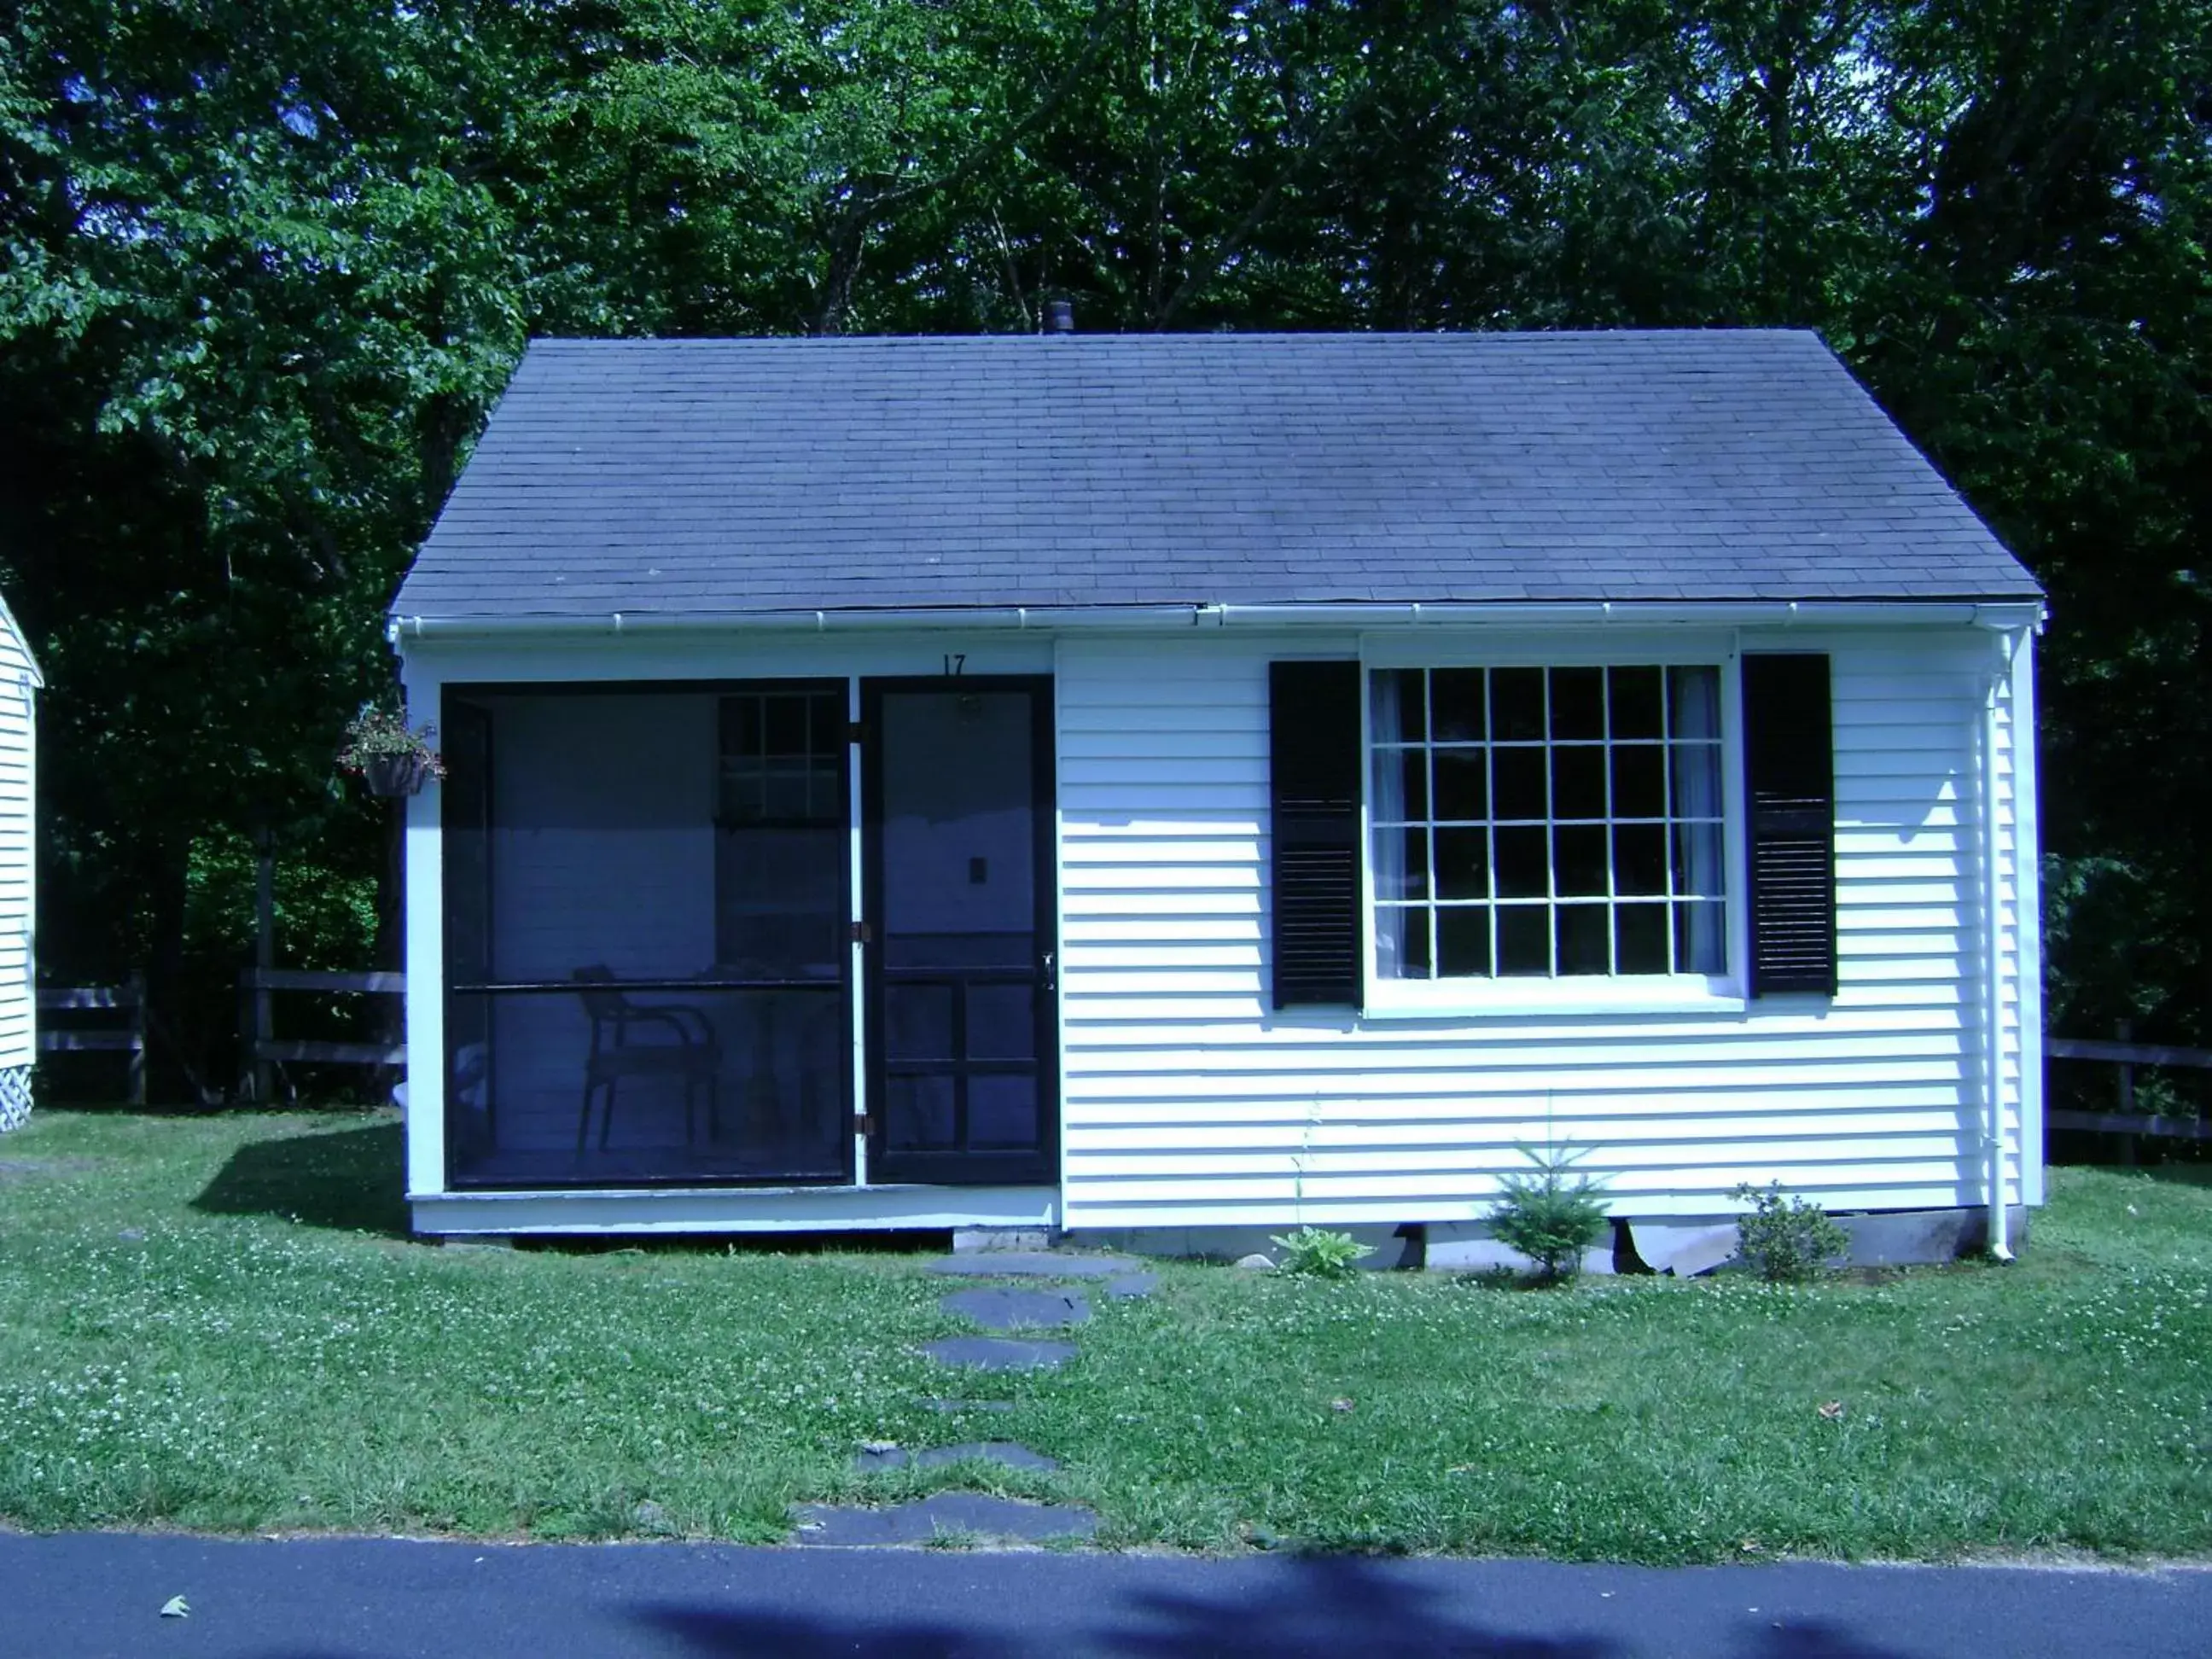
[{"xmin": 1045, "ymin": 299, "xmax": 1074, "ymax": 335}]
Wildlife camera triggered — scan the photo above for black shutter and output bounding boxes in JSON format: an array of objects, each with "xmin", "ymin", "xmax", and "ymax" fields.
[
  {"xmin": 1269, "ymin": 660, "xmax": 1363, "ymax": 1008},
  {"xmin": 1742, "ymin": 653, "xmax": 1837, "ymax": 997}
]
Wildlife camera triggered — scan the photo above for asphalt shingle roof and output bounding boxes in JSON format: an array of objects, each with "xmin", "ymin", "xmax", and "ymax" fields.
[{"xmin": 393, "ymin": 329, "xmax": 2040, "ymax": 620}]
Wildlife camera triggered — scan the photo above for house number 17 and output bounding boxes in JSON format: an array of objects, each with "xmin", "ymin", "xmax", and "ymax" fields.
[{"xmin": 942, "ymin": 654, "xmax": 966, "ymax": 677}]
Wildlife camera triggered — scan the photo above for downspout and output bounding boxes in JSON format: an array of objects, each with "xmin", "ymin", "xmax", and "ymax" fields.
[{"xmin": 1982, "ymin": 627, "xmax": 2028, "ymax": 1261}]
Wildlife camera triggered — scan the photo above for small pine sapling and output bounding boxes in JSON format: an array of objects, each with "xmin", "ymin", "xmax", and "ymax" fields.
[{"xmin": 1489, "ymin": 1141, "xmax": 1611, "ymax": 1283}]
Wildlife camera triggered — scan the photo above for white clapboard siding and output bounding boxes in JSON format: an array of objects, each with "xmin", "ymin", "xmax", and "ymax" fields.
[
  {"xmin": 0, "ymin": 597, "xmax": 38, "ymax": 1072},
  {"xmin": 1054, "ymin": 627, "xmax": 2035, "ymax": 1229}
]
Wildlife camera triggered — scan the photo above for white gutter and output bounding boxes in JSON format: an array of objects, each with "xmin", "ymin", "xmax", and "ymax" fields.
[
  {"xmin": 390, "ymin": 598, "xmax": 2046, "ymax": 642},
  {"xmin": 1982, "ymin": 626, "xmax": 2029, "ymax": 1262}
]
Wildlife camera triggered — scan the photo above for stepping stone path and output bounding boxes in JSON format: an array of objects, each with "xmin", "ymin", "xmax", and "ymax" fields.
[
  {"xmin": 791, "ymin": 1252, "xmax": 1156, "ymax": 1545},
  {"xmin": 790, "ymin": 1492, "xmax": 1097, "ymax": 1547},
  {"xmin": 923, "ymin": 1336, "xmax": 1078, "ymax": 1372},
  {"xmin": 940, "ymin": 1287, "xmax": 1091, "ymax": 1330},
  {"xmin": 854, "ymin": 1441, "xmax": 1060, "ymax": 1474}
]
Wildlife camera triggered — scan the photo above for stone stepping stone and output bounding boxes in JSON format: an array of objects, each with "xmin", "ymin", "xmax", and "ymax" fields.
[
  {"xmin": 1103, "ymin": 1272, "xmax": 1158, "ymax": 1300},
  {"xmin": 853, "ymin": 1441, "xmax": 1060, "ymax": 1474},
  {"xmin": 925, "ymin": 1252, "xmax": 1139, "ymax": 1279},
  {"xmin": 923, "ymin": 1336, "xmax": 1077, "ymax": 1372},
  {"xmin": 790, "ymin": 1492, "xmax": 1097, "ymax": 1547},
  {"xmin": 941, "ymin": 1287, "xmax": 1091, "ymax": 1330},
  {"xmin": 922, "ymin": 1398, "xmax": 1018, "ymax": 1415}
]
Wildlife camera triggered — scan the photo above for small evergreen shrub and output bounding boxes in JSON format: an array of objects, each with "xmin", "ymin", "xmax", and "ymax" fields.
[
  {"xmin": 1489, "ymin": 1143, "xmax": 1611, "ymax": 1283},
  {"xmin": 1732, "ymin": 1181, "xmax": 1850, "ymax": 1282},
  {"xmin": 1270, "ymin": 1225, "xmax": 1375, "ymax": 1278}
]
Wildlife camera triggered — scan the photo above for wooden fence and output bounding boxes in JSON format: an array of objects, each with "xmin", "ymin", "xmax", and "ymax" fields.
[
  {"xmin": 2046, "ymin": 1033, "xmax": 2212, "ymax": 1150},
  {"xmin": 36, "ymin": 975, "xmax": 147, "ymax": 1106},
  {"xmin": 238, "ymin": 968, "xmax": 405, "ymax": 1103}
]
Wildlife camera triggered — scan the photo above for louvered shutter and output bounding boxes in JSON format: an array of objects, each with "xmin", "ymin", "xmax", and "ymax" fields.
[
  {"xmin": 1742, "ymin": 653, "xmax": 1837, "ymax": 997},
  {"xmin": 1269, "ymin": 660, "xmax": 1363, "ymax": 1008}
]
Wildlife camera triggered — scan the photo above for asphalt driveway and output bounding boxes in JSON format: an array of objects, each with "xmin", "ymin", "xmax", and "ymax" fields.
[{"xmin": 3, "ymin": 1534, "xmax": 2210, "ymax": 1657}]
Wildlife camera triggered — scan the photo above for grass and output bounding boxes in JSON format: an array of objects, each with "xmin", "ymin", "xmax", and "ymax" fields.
[{"xmin": 2, "ymin": 1106, "xmax": 2209, "ymax": 1563}]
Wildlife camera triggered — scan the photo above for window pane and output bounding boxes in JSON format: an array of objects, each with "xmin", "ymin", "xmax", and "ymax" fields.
[
  {"xmin": 1554, "ymin": 824, "xmax": 1608, "ymax": 896},
  {"xmin": 1610, "ymin": 667, "xmax": 1663, "ymax": 739},
  {"xmin": 1372, "ymin": 668, "xmax": 1426, "ymax": 743},
  {"xmin": 1552, "ymin": 747, "xmax": 1606, "ymax": 819},
  {"xmin": 1493, "ymin": 748, "xmax": 1547, "ymax": 819},
  {"xmin": 1435, "ymin": 827, "xmax": 1490, "ymax": 899},
  {"xmin": 1613, "ymin": 824, "xmax": 1667, "ymax": 896},
  {"xmin": 1611, "ymin": 745, "xmax": 1665, "ymax": 818},
  {"xmin": 1494, "ymin": 826, "xmax": 1547, "ymax": 899},
  {"xmin": 1671, "ymin": 821, "xmax": 1726, "ymax": 899},
  {"xmin": 1372, "ymin": 826, "xmax": 1429, "ymax": 900},
  {"xmin": 725, "ymin": 697, "xmax": 764, "ymax": 758},
  {"xmin": 1675, "ymin": 900, "xmax": 1726, "ymax": 974},
  {"xmin": 884, "ymin": 983, "xmax": 955, "ymax": 1061},
  {"xmin": 1379, "ymin": 905, "xmax": 1429, "ymax": 978},
  {"xmin": 1497, "ymin": 906, "xmax": 1550, "ymax": 975},
  {"xmin": 1550, "ymin": 667, "xmax": 1604, "ymax": 740},
  {"xmin": 1433, "ymin": 750, "xmax": 1487, "ymax": 821},
  {"xmin": 1615, "ymin": 903, "xmax": 1669, "ymax": 973},
  {"xmin": 1556, "ymin": 904, "xmax": 1610, "ymax": 975},
  {"xmin": 765, "ymin": 695, "xmax": 809, "ymax": 755},
  {"xmin": 1671, "ymin": 742, "xmax": 1723, "ymax": 818},
  {"xmin": 1668, "ymin": 666, "xmax": 1721, "ymax": 740},
  {"xmin": 1437, "ymin": 906, "xmax": 1493, "ymax": 977},
  {"xmin": 1373, "ymin": 746, "xmax": 1428, "ymax": 820},
  {"xmin": 969, "ymin": 1075, "xmax": 1040, "ymax": 1149},
  {"xmin": 1493, "ymin": 667, "xmax": 1545, "ymax": 741},
  {"xmin": 1432, "ymin": 668, "xmax": 1486, "ymax": 742},
  {"xmin": 968, "ymin": 984, "xmax": 1038, "ymax": 1061},
  {"xmin": 886, "ymin": 1075, "xmax": 957, "ymax": 1150}
]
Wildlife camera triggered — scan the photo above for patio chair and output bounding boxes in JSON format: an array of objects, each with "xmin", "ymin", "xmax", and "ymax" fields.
[{"xmin": 573, "ymin": 966, "xmax": 722, "ymax": 1151}]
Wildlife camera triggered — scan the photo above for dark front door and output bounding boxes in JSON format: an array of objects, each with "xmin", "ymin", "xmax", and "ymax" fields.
[{"xmin": 864, "ymin": 678, "xmax": 1057, "ymax": 1185}]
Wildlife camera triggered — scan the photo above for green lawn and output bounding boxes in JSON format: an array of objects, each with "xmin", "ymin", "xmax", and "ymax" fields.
[{"xmin": 2, "ymin": 1107, "xmax": 2209, "ymax": 1562}]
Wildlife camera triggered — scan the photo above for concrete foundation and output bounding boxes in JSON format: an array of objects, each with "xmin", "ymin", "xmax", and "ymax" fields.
[{"xmin": 1055, "ymin": 1204, "xmax": 2028, "ymax": 1273}]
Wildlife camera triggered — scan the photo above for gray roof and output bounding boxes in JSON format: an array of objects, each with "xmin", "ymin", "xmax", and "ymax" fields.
[{"xmin": 393, "ymin": 329, "xmax": 2039, "ymax": 620}]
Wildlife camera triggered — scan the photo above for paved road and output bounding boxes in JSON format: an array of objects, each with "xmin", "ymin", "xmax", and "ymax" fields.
[{"xmin": 2, "ymin": 1534, "xmax": 2208, "ymax": 1658}]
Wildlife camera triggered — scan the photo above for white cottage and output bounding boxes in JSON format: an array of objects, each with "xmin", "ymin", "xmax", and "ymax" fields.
[
  {"xmin": 390, "ymin": 330, "xmax": 2044, "ymax": 1259},
  {"xmin": 0, "ymin": 592, "xmax": 41, "ymax": 1132}
]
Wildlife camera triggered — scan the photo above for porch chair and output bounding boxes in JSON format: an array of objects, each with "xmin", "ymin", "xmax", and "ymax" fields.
[{"xmin": 573, "ymin": 966, "xmax": 723, "ymax": 1151}]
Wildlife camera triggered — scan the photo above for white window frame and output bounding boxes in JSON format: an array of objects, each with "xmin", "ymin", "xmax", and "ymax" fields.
[{"xmin": 1357, "ymin": 631, "xmax": 1750, "ymax": 1019}]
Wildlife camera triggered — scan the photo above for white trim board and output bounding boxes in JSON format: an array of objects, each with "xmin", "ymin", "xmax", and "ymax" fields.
[{"xmin": 410, "ymin": 1183, "xmax": 1061, "ymax": 1237}]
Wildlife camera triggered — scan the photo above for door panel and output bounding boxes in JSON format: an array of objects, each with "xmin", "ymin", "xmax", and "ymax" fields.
[{"xmin": 864, "ymin": 679, "xmax": 1057, "ymax": 1185}]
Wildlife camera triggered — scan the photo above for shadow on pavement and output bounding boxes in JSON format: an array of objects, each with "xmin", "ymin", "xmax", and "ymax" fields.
[
  {"xmin": 193, "ymin": 1119, "xmax": 410, "ymax": 1237},
  {"xmin": 626, "ymin": 1552, "xmax": 1928, "ymax": 1659},
  {"xmin": 630, "ymin": 1552, "xmax": 1619, "ymax": 1657}
]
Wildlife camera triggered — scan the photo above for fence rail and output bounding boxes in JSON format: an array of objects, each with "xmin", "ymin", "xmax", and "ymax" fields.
[
  {"xmin": 2046, "ymin": 1032, "xmax": 2212, "ymax": 1154},
  {"xmin": 36, "ymin": 974, "xmax": 146, "ymax": 1105},
  {"xmin": 239, "ymin": 968, "xmax": 405, "ymax": 1102}
]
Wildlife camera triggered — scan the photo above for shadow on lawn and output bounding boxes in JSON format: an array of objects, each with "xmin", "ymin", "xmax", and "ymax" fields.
[
  {"xmin": 192, "ymin": 1119, "xmax": 410, "ymax": 1238},
  {"xmin": 626, "ymin": 1552, "xmax": 1916, "ymax": 1658}
]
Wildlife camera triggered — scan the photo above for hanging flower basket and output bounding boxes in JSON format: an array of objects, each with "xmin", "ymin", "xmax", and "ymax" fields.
[
  {"xmin": 339, "ymin": 704, "xmax": 445, "ymax": 798},
  {"xmin": 361, "ymin": 752, "xmax": 432, "ymax": 798}
]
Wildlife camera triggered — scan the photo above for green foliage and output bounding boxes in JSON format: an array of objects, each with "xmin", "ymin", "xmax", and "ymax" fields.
[
  {"xmin": 1732, "ymin": 1181, "xmax": 1851, "ymax": 1283},
  {"xmin": 2, "ymin": 0, "xmax": 2209, "ymax": 1081},
  {"xmin": 1268, "ymin": 1225, "xmax": 1375, "ymax": 1279},
  {"xmin": 1489, "ymin": 1142, "xmax": 1612, "ymax": 1284}
]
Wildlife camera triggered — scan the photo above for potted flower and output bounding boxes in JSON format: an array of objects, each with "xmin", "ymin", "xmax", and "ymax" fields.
[{"xmin": 339, "ymin": 703, "xmax": 446, "ymax": 798}]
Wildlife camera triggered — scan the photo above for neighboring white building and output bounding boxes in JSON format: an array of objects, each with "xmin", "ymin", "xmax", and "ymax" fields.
[
  {"xmin": 0, "ymin": 592, "xmax": 40, "ymax": 1132},
  {"xmin": 388, "ymin": 332, "xmax": 2045, "ymax": 1257}
]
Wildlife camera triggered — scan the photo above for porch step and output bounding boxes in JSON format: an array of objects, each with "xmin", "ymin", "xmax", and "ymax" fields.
[{"xmin": 923, "ymin": 1252, "xmax": 1141, "ymax": 1279}]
